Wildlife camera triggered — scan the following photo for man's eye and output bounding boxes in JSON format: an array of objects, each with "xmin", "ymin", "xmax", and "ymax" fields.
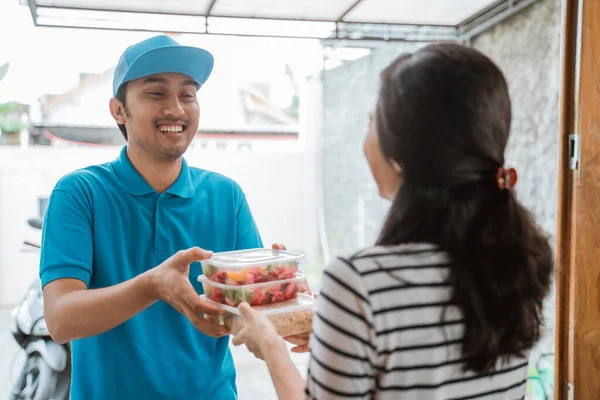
[{"xmin": 150, "ymin": 92, "xmax": 164, "ymax": 96}]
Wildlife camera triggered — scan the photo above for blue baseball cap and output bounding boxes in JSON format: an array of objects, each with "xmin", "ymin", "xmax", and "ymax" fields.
[{"xmin": 112, "ymin": 35, "xmax": 214, "ymax": 97}]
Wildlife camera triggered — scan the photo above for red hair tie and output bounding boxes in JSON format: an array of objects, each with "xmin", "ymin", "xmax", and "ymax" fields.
[{"xmin": 497, "ymin": 167, "xmax": 518, "ymax": 190}]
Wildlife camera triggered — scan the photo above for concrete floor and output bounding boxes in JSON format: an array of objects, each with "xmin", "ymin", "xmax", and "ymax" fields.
[{"xmin": 0, "ymin": 306, "xmax": 309, "ymax": 399}]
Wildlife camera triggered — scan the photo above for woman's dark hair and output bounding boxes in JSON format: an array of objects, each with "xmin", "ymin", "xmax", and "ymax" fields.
[
  {"xmin": 115, "ymin": 83, "xmax": 128, "ymax": 140},
  {"xmin": 375, "ymin": 43, "xmax": 553, "ymax": 373}
]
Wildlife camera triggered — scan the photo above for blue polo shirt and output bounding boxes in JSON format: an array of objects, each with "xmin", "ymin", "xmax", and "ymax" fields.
[{"xmin": 40, "ymin": 146, "xmax": 263, "ymax": 400}]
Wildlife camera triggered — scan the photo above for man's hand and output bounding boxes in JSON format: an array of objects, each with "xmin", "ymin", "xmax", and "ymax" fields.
[
  {"xmin": 149, "ymin": 247, "xmax": 227, "ymax": 338},
  {"xmin": 43, "ymin": 247, "xmax": 227, "ymax": 343}
]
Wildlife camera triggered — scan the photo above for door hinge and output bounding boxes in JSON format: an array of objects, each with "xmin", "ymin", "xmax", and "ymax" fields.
[
  {"xmin": 567, "ymin": 382, "xmax": 574, "ymax": 400},
  {"xmin": 569, "ymin": 134, "xmax": 580, "ymax": 170}
]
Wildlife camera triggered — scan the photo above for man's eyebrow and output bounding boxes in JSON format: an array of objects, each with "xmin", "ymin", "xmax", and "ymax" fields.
[
  {"xmin": 142, "ymin": 76, "xmax": 168, "ymax": 84},
  {"xmin": 143, "ymin": 76, "xmax": 199, "ymax": 89},
  {"xmin": 184, "ymin": 79, "xmax": 201, "ymax": 90}
]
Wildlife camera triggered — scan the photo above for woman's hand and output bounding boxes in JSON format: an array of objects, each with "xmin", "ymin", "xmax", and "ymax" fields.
[
  {"xmin": 284, "ymin": 332, "xmax": 310, "ymax": 353},
  {"xmin": 234, "ymin": 304, "xmax": 307, "ymax": 400},
  {"xmin": 236, "ymin": 244, "xmax": 315, "ymax": 355},
  {"xmin": 231, "ymin": 302, "xmax": 282, "ymax": 360},
  {"xmin": 283, "ymin": 293, "xmax": 318, "ymax": 353}
]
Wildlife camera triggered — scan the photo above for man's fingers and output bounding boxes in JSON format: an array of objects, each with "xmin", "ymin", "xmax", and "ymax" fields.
[
  {"xmin": 197, "ymin": 321, "xmax": 227, "ymax": 338},
  {"xmin": 181, "ymin": 304, "xmax": 227, "ymax": 338},
  {"xmin": 185, "ymin": 289, "xmax": 225, "ymax": 316},
  {"xmin": 171, "ymin": 303, "xmax": 185, "ymax": 314},
  {"xmin": 175, "ymin": 247, "xmax": 214, "ymax": 265},
  {"xmin": 194, "ymin": 298, "xmax": 225, "ymax": 316},
  {"xmin": 271, "ymin": 243, "xmax": 286, "ymax": 251},
  {"xmin": 205, "ymin": 315, "xmax": 222, "ymax": 325}
]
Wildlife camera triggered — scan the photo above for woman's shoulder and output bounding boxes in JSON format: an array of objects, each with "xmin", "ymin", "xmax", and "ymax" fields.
[
  {"xmin": 339, "ymin": 242, "xmax": 444, "ymax": 264},
  {"xmin": 324, "ymin": 243, "xmax": 451, "ymax": 286},
  {"xmin": 322, "ymin": 243, "xmax": 450, "ymax": 302},
  {"xmin": 347, "ymin": 242, "xmax": 439, "ymax": 259}
]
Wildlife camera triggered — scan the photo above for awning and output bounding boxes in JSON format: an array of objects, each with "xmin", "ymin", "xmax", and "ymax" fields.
[{"xmin": 21, "ymin": 0, "xmax": 540, "ymax": 42}]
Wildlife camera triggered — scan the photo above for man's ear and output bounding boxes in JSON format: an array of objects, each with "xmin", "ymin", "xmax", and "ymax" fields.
[{"xmin": 109, "ymin": 98, "xmax": 127, "ymax": 124}]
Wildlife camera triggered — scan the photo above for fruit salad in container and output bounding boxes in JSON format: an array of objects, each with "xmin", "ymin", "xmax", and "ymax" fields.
[
  {"xmin": 201, "ymin": 293, "xmax": 316, "ymax": 337},
  {"xmin": 200, "ymin": 248, "xmax": 303, "ymax": 285},
  {"xmin": 198, "ymin": 274, "xmax": 307, "ymax": 307}
]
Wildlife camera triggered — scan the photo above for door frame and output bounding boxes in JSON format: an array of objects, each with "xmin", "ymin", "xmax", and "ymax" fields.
[{"xmin": 555, "ymin": 0, "xmax": 600, "ymax": 398}]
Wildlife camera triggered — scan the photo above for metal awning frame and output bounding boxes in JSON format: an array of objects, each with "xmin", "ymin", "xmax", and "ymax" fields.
[{"xmin": 25, "ymin": 0, "xmax": 541, "ymax": 43}]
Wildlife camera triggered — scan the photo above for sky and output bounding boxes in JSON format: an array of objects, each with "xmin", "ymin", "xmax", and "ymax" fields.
[{"xmin": 0, "ymin": 0, "xmax": 325, "ymax": 106}]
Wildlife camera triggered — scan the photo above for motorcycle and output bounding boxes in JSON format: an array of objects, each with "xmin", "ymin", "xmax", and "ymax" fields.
[{"xmin": 9, "ymin": 217, "xmax": 71, "ymax": 400}]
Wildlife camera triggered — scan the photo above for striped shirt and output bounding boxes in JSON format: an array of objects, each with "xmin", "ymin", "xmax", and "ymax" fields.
[{"xmin": 305, "ymin": 243, "xmax": 529, "ymax": 400}]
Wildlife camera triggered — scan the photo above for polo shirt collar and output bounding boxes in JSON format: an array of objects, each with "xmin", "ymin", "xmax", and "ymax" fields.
[
  {"xmin": 112, "ymin": 146, "xmax": 195, "ymax": 199},
  {"xmin": 166, "ymin": 158, "xmax": 195, "ymax": 198}
]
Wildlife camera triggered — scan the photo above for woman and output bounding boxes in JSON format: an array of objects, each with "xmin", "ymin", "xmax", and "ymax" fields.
[{"xmin": 232, "ymin": 43, "xmax": 554, "ymax": 399}]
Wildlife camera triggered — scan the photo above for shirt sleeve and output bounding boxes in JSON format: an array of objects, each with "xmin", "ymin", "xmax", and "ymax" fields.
[
  {"xmin": 305, "ymin": 257, "xmax": 377, "ymax": 399},
  {"xmin": 234, "ymin": 189, "xmax": 263, "ymax": 250},
  {"xmin": 40, "ymin": 188, "xmax": 94, "ymax": 288}
]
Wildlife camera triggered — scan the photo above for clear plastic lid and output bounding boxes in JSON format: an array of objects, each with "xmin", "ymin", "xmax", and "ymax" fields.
[
  {"xmin": 201, "ymin": 248, "xmax": 304, "ymax": 269},
  {"xmin": 197, "ymin": 273, "xmax": 306, "ymax": 290},
  {"xmin": 200, "ymin": 293, "xmax": 317, "ymax": 316}
]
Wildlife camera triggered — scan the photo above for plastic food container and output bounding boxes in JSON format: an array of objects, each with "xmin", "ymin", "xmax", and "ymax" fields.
[
  {"xmin": 201, "ymin": 293, "xmax": 316, "ymax": 337},
  {"xmin": 200, "ymin": 249, "xmax": 303, "ymax": 285},
  {"xmin": 198, "ymin": 273, "xmax": 307, "ymax": 307}
]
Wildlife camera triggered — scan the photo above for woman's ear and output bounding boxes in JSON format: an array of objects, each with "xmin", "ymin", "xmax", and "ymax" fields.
[
  {"xmin": 391, "ymin": 160, "xmax": 403, "ymax": 176},
  {"xmin": 109, "ymin": 98, "xmax": 127, "ymax": 125}
]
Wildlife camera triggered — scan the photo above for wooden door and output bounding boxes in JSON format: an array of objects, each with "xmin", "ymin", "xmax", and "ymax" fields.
[{"xmin": 555, "ymin": 0, "xmax": 600, "ymax": 398}]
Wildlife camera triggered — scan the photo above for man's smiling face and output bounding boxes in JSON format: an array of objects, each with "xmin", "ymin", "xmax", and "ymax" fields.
[{"xmin": 116, "ymin": 72, "xmax": 200, "ymax": 162}]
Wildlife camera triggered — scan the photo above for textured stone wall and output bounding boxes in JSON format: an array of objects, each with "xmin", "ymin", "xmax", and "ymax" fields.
[
  {"xmin": 321, "ymin": 0, "xmax": 562, "ymax": 352},
  {"xmin": 321, "ymin": 42, "xmax": 426, "ymax": 257},
  {"xmin": 472, "ymin": 0, "xmax": 562, "ymax": 241},
  {"xmin": 472, "ymin": 0, "xmax": 562, "ymax": 353}
]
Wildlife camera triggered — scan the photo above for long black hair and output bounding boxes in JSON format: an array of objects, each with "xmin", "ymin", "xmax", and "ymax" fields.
[{"xmin": 374, "ymin": 43, "xmax": 553, "ymax": 373}]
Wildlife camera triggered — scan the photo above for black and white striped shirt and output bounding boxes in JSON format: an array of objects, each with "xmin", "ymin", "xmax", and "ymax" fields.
[{"xmin": 305, "ymin": 243, "xmax": 529, "ymax": 400}]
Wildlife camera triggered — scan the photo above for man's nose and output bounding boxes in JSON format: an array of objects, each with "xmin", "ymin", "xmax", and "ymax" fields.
[{"xmin": 163, "ymin": 96, "xmax": 185, "ymax": 117}]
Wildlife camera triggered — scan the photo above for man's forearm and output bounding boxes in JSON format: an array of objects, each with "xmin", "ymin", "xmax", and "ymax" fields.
[
  {"xmin": 46, "ymin": 271, "xmax": 158, "ymax": 343},
  {"xmin": 263, "ymin": 337, "xmax": 306, "ymax": 400}
]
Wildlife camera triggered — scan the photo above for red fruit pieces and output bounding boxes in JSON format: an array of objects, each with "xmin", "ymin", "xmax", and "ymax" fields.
[
  {"xmin": 287, "ymin": 265, "xmax": 299, "ymax": 277},
  {"xmin": 212, "ymin": 271, "xmax": 228, "ymax": 284},
  {"xmin": 284, "ymin": 283, "xmax": 298, "ymax": 299},
  {"xmin": 249, "ymin": 288, "xmax": 263, "ymax": 305},
  {"xmin": 245, "ymin": 273, "xmax": 256, "ymax": 285},
  {"xmin": 211, "ymin": 288, "xmax": 225, "ymax": 303}
]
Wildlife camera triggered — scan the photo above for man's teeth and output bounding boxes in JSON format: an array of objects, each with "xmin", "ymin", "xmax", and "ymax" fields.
[{"xmin": 158, "ymin": 125, "xmax": 184, "ymax": 133}]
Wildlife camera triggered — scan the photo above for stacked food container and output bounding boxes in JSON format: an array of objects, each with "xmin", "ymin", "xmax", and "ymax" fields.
[{"xmin": 198, "ymin": 248, "xmax": 316, "ymax": 336}]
